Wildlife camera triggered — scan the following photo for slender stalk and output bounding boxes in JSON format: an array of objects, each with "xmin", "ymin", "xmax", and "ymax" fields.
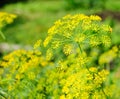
[
  {"xmin": 106, "ymin": 63, "xmax": 110, "ymax": 71},
  {"xmin": 0, "ymin": 31, "xmax": 6, "ymax": 40},
  {"xmin": 77, "ymin": 42, "xmax": 82, "ymax": 54}
]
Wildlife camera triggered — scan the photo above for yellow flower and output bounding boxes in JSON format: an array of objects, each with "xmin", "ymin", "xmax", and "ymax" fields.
[
  {"xmin": 99, "ymin": 46, "xmax": 118, "ymax": 64},
  {"xmin": 46, "ymin": 49, "xmax": 53, "ymax": 61},
  {"xmin": 90, "ymin": 15, "xmax": 102, "ymax": 21},
  {"xmin": 60, "ymin": 95, "xmax": 66, "ymax": 99},
  {"xmin": 89, "ymin": 67, "xmax": 98, "ymax": 73},
  {"xmin": 34, "ymin": 39, "xmax": 42, "ymax": 49},
  {"xmin": 62, "ymin": 86, "xmax": 69, "ymax": 94},
  {"xmin": 8, "ymin": 85, "xmax": 14, "ymax": 91},
  {"xmin": 90, "ymin": 36, "xmax": 100, "ymax": 47},
  {"xmin": 15, "ymin": 74, "xmax": 22, "ymax": 80},
  {"xmin": 63, "ymin": 44, "xmax": 73, "ymax": 55},
  {"xmin": 0, "ymin": 12, "xmax": 17, "ymax": 28},
  {"xmin": 62, "ymin": 14, "xmax": 71, "ymax": 19},
  {"xmin": 101, "ymin": 35, "xmax": 111, "ymax": 47},
  {"xmin": 43, "ymin": 36, "xmax": 52, "ymax": 47},
  {"xmin": 102, "ymin": 25, "xmax": 112, "ymax": 32},
  {"xmin": 75, "ymin": 33, "xmax": 86, "ymax": 43},
  {"xmin": 52, "ymin": 41, "xmax": 61, "ymax": 49},
  {"xmin": 28, "ymin": 72, "xmax": 36, "ymax": 80}
]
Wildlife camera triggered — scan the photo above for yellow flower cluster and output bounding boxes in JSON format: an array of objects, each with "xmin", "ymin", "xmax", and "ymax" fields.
[
  {"xmin": 1, "ymin": 14, "xmax": 119, "ymax": 99},
  {"xmin": 33, "ymin": 39, "xmax": 42, "ymax": 49},
  {"xmin": 0, "ymin": 12, "xmax": 17, "ymax": 28},
  {"xmin": 0, "ymin": 49, "xmax": 52, "ymax": 98},
  {"xmin": 63, "ymin": 44, "xmax": 73, "ymax": 55},
  {"xmin": 57, "ymin": 57, "xmax": 110, "ymax": 99},
  {"xmin": 99, "ymin": 46, "xmax": 119, "ymax": 64},
  {"xmin": 43, "ymin": 14, "xmax": 112, "ymax": 58}
]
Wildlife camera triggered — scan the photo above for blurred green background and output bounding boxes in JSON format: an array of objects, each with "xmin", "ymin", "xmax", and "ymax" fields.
[{"xmin": 0, "ymin": 0, "xmax": 120, "ymax": 51}]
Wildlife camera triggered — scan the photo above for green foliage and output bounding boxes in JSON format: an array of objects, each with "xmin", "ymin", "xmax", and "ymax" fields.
[
  {"xmin": 0, "ymin": 14, "xmax": 120, "ymax": 99},
  {"xmin": 64, "ymin": 0, "xmax": 107, "ymax": 10},
  {"xmin": 106, "ymin": 0, "xmax": 120, "ymax": 11}
]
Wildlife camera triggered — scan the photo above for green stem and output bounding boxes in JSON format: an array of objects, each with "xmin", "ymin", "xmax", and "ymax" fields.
[
  {"xmin": 77, "ymin": 42, "xmax": 82, "ymax": 54},
  {"xmin": 106, "ymin": 63, "xmax": 110, "ymax": 71},
  {"xmin": 0, "ymin": 30, "xmax": 6, "ymax": 40},
  {"xmin": 101, "ymin": 83, "xmax": 109, "ymax": 99}
]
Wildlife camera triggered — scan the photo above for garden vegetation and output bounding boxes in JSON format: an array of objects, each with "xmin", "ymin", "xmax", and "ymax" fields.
[{"xmin": 0, "ymin": 13, "xmax": 120, "ymax": 99}]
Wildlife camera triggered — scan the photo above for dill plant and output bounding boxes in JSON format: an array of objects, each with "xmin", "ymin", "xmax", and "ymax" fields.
[{"xmin": 0, "ymin": 14, "xmax": 120, "ymax": 99}]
